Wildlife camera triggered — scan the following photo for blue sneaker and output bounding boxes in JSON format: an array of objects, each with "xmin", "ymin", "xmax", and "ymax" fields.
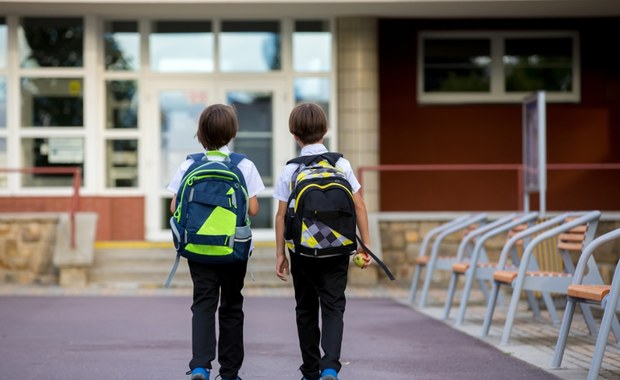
[
  {"xmin": 321, "ymin": 368, "xmax": 338, "ymax": 380},
  {"xmin": 188, "ymin": 367, "xmax": 210, "ymax": 380}
]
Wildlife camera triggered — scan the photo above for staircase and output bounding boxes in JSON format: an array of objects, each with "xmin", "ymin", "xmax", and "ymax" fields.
[{"xmin": 88, "ymin": 243, "xmax": 291, "ymax": 289}]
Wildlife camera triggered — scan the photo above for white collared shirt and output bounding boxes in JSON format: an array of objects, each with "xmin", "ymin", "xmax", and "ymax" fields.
[
  {"xmin": 272, "ymin": 143, "xmax": 361, "ymax": 202},
  {"xmin": 167, "ymin": 145, "xmax": 265, "ymax": 197}
]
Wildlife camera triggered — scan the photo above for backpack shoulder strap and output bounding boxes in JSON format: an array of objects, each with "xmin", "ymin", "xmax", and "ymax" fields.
[
  {"xmin": 228, "ymin": 152, "xmax": 247, "ymax": 167},
  {"xmin": 186, "ymin": 152, "xmax": 205, "ymax": 162},
  {"xmin": 287, "ymin": 152, "xmax": 343, "ymax": 167}
]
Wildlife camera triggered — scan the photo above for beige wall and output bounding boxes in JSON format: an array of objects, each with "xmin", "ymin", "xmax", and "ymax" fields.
[{"xmin": 336, "ymin": 17, "xmax": 379, "ymax": 212}]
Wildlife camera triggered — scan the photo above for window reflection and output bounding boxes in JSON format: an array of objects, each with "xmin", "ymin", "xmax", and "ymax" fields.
[
  {"xmin": 104, "ymin": 21, "xmax": 140, "ymax": 71},
  {"xmin": 21, "ymin": 78, "xmax": 84, "ymax": 127},
  {"xmin": 19, "ymin": 17, "xmax": 83, "ymax": 68},
  {"xmin": 106, "ymin": 80, "xmax": 138, "ymax": 129},
  {"xmin": 159, "ymin": 90, "xmax": 207, "ymax": 187},
  {"xmin": 220, "ymin": 21, "xmax": 280, "ymax": 72},
  {"xmin": 293, "ymin": 20, "xmax": 331, "ymax": 72},
  {"xmin": 106, "ymin": 139, "xmax": 138, "ymax": 187},
  {"xmin": 21, "ymin": 137, "xmax": 84, "ymax": 187},
  {"xmin": 423, "ymin": 38, "xmax": 491, "ymax": 92},
  {"xmin": 294, "ymin": 77, "xmax": 330, "ymax": 118},
  {"xmin": 504, "ymin": 38, "xmax": 573, "ymax": 92},
  {"xmin": 150, "ymin": 21, "xmax": 213, "ymax": 72},
  {"xmin": 227, "ymin": 91, "xmax": 273, "ymax": 185}
]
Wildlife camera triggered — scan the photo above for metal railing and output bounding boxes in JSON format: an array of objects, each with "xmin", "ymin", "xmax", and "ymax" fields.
[
  {"xmin": 358, "ymin": 163, "xmax": 620, "ymax": 211},
  {"xmin": 0, "ymin": 167, "xmax": 81, "ymax": 248}
]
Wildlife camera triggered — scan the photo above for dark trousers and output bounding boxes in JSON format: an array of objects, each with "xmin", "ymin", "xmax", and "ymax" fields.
[
  {"xmin": 188, "ymin": 259, "xmax": 247, "ymax": 379},
  {"xmin": 290, "ymin": 253, "xmax": 349, "ymax": 380}
]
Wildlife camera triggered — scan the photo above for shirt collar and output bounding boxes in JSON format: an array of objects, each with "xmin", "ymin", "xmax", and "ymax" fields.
[
  {"xmin": 205, "ymin": 145, "xmax": 230, "ymax": 161},
  {"xmin": 300, "ymin": 143, "xmax": 328, "ymax": 156}
]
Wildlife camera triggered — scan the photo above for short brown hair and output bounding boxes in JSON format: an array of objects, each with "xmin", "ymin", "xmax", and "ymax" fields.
[
  {"xmin": 288, "ymin": 103, "xmax": 328, "ymax": 145},
  {"xmin": 196, "ymin": 104, "xmax": 238, "ymax": 150}
]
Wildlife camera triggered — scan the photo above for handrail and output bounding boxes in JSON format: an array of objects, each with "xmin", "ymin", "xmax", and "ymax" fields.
[
  {"xmin": 0, "ymin": 167, "xmax": 81, "ymax": 248},
  {"xmin": 358, "ymin": 162, "xmax": 620, "ymax": 211},
  {"xmin": 358, "ymin": 163, "xmax": 523, "ymax": 209}
]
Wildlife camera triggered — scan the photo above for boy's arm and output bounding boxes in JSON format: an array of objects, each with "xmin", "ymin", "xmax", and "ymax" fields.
[
  {"xmin": 274, "ymin": 200, "xmax": 290, "ymax": 281},
  {"xmin": 170, "ymin": 195, "xmax": 176, "ymax": 214},
  {"xmin": 353, "ymin": 191, "xmax": 372, "ymax": 268},
  {"xmin": 248, "ymin": 196, "xmax": 260, "ymax": 216}
]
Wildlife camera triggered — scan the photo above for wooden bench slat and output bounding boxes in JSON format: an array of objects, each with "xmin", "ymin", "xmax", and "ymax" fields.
[
  {"xmin": 557, "ymin": 241, "xmax": 584, "ymax": 251},
  {"xmin": 416, "ymin": 256, "xmax": 430, "ymax": 265},
  {"xmin": 567, "ymin": 284, "xmax": 610, "ymax": 302},
  {"xmin": 452, "ymin": 262, "xmax": 469, "ymax": 273}
]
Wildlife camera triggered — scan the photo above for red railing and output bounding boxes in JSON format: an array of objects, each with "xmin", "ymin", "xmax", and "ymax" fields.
[
  {"xmin": 0, "ymin": 167, "xmax": 81, "ymax": 248},
  {"xmin": 358, "ymin": 163, "xmax": 620, "ymax": 211}
]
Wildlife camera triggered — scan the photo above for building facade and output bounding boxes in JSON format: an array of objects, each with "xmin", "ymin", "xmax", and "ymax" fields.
[{"xmin": 0, "ymin": 0, "xmax": 618, "ymax": 241}]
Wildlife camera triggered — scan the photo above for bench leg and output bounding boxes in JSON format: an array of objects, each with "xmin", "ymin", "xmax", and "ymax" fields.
[
  {"xmin": 481, "ymin": 282, "xmax": 501, "ymax": 336},
  {"xmin": 551, "ymin": 298, "xmax": 577, "ymax": 368},
  {"xmin": 408, "ymin": 263, "xmax": 423, "ymax": 305},
  {"xmin": 456, "ymin": 268, "xmax": 477, "ymax": 325},
  {"xmin": 442, "ymin": 272, "xmax": 459, "ymax": 320},
  {"xmin": 589, "ymin": 294, "xmax": 620, "ymax": 380},
  {"xmin": 542, "ymin": 291, "xmax": 560, "ymax": 324}
]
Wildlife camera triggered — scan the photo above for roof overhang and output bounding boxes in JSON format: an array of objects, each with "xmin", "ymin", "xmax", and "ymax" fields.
[{"xmin": 1, "ymin": 0, "xmax": 619, "ymax": 18}]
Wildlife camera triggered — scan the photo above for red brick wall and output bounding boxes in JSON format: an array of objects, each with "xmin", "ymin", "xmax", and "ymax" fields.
[
  {"xmin": 0, "ymin": 196, "xmax": 145, "ymax": 240},
  {"xmin": 378, "ymin": 17, "xmax": 620, "ymax": 212}
]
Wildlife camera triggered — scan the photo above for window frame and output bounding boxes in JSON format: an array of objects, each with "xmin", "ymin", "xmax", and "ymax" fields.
[{"xmin": 417, "ymin": 31, "xmax": 580, "ymax": 104}]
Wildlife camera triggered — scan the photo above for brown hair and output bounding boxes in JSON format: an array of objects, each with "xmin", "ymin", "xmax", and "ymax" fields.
[
  {"xmin": 288, "ymin": 103, "xmax": 328, "ymax": 145},
  {"xmin": 196, "ymin": 104, "xmax": 238, "ymax": 150}
]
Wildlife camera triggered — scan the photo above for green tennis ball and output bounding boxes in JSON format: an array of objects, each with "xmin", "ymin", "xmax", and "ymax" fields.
[{"xmin": 353, "ymin": 253, "xmax": 366, "ymax": 268}]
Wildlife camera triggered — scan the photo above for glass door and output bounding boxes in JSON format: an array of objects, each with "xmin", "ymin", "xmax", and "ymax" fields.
[
  {"xmin": 144, "ymin": 80, "xmax": 213, "ymax": 241},
  {"xmin": 218, "ymin": 81, "xmax": 291, "ymax": 241},
  {"xmin": 145, "ymin": 79, "xmax": 291, "ymax": 241}
]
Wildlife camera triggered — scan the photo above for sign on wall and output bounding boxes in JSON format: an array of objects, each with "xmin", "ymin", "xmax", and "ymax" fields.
[{"xmin": 522, "ymin": 91, "xmax": 547, "ymax": 213}]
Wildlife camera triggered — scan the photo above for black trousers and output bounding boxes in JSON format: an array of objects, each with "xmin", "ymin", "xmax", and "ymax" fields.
[
  {"xmin": 188, "ymin": 259, "xmax": 247, "ymax": 379},
  {"xmin": 290, "ymin": 253, "xmax": 349, "ymax": 380}
]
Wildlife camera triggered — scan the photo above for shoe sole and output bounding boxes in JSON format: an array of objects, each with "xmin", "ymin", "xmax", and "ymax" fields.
[{"xmin": 322, "ymin": 376, "xmax": 337, "ymax": 380}]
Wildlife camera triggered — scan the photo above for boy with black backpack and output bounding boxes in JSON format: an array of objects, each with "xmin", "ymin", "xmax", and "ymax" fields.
[
  {"xmin": 274, "ymin": 103, "xmax": 372, "ymax": 380},
  {"xmin": 167, "ymin": 104, "xmax": 264, "ymax": 380}
]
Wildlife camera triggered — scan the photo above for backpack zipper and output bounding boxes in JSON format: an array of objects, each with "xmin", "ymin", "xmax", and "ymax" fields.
[{"xmin": 294, "ymin": 182, "xmax": 353, "ymax": 212}]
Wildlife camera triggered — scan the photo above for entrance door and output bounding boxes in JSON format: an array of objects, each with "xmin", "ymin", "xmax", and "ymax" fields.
[{"xmin": 145, "ymin": 79, "xmax": 290, "ymax": 241}]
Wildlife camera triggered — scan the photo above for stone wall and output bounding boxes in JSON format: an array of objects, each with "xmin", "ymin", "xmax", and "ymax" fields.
[
  {"xmin": 0, "ymin": 214, "xmax": 60, "ymax": 285},
  {"xmin": 377, "ymin": 216, "xmax": 620, "ymax": 287}
]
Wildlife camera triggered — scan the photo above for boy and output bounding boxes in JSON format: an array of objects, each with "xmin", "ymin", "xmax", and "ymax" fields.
[
  {"xmin": 274, "ymin": 103, "xmax": 372, "ymax": 380},
  {"xmin": 168, "ymin": 104, "xmax": 265, "ymax": 380}
]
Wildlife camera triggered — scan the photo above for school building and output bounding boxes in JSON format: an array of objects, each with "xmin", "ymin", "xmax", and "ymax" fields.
[{"xmin": 0, "ymin": 0, "xmax": 619, "ymax": 244}]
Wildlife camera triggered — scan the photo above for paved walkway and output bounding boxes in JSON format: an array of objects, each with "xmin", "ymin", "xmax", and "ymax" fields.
[{"xmin": 0, "ymin": 284, "xmax": 618, "ymax": 379}]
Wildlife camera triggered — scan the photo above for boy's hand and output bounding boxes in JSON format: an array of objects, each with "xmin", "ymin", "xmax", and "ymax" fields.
[
  {"xmin": 276, "ymin": 255, "xmax": 290, "ymax": 281},
  {"xmin": 355, "ymin": 251, "xmax": 372, "ymax": 269}
]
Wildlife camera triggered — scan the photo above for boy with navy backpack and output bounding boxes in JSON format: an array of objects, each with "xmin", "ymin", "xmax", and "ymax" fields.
[
  {"xmin": 167, "ymin": 104, "xmax": 264, "ymax": 380},
  {"xmin": 274, "ymin": 103, "xmax": 373, "ymax": 380}
]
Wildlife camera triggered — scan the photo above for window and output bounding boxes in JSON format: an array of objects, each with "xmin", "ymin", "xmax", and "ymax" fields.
[
  {"xmin": 418, "ymin": 32, "xmax": 579, "ymax": 103},
  {"xmin": 150, "ymin": 21, "xmax": 213, "ymax": 72},
  {"xmin": 106, "ymin": 139, "xmax": 138, "ymax": 187},
  {"xmin": 220, "ymin": 21, "xmax": 280, "ymax": 72},
  {"xmin": 21, "ymin": 78, "xmax": 84, "ymax": 127},
  {"xmin": 105, "ymin": 80, "xmax": 138, "ymax": 129},
  {"xmin": 104, "ymin": 21, "xmax": 140, "ymax": 71},
  {"xmin": 18, "ymin": 17, "xmax": 84, "ymax": 68},
  {"xmin": 293, "ymin": 20, "xmax": 331, "ymax": 72}
]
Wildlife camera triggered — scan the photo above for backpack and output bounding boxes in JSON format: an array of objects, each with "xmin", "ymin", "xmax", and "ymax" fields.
[
  {"xmin": 165, "ymin": 152, "xmax": 252, "ymax": 287},
  {"xmin": 284, "ymin": 153, "xmax": 358, "ymax": 258},
  {"xmin": 284, "ymin": 152, "xmax": 395, "ymax": 280}
]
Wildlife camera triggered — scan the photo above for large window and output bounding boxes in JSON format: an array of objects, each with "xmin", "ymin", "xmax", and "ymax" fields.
[
  {"xmin": 150, "ymin": 21, "xmax": 214, "ymax": 72},
  {"xmin": 220, "ymin": 21, "xmax": 280, "ymax": 72},
  {"xmin": 418, "ymin": 31, "xmax": 579, "ymax": 103},
  {"xmin": 17, "ymin": 17, "xmax": 86, "ymax": 188}
]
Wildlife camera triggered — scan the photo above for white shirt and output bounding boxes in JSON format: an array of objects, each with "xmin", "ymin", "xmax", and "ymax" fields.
[
  {"xmin": 167, "ymin": 145, "xmax": 265, "ymax": 197},
  {"xmin": 272, "ymin": 143, "xmax": 361, "ymax": 202}
]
